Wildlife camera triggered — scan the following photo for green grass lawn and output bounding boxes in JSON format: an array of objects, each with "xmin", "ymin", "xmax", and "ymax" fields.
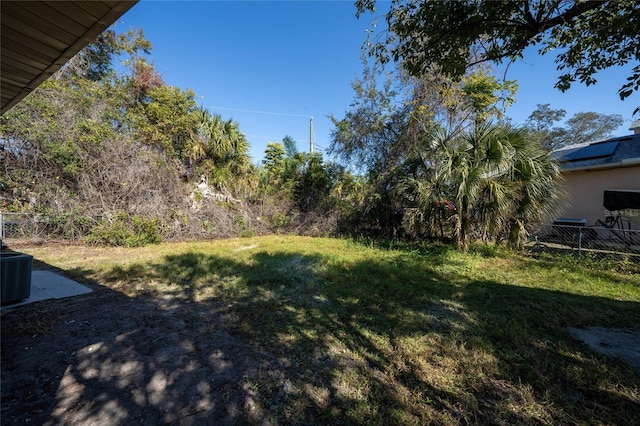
[{"xmin": 25, "ymin": 236, "xmax": 640, "ymax": 424}]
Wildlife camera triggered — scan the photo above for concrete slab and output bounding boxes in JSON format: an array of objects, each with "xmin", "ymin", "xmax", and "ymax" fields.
[
  {"xmin": 569, "ymin": 326, "xmax": 640, "ymax": 374},
  {"xmin": 1, "ymin": 270, "xmax": 92, "ymax": 310}
]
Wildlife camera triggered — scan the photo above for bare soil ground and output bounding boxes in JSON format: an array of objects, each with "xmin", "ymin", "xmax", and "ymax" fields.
[{"xmin": 1, "ymin": 274, "xmax": 281, "ymax": 425}]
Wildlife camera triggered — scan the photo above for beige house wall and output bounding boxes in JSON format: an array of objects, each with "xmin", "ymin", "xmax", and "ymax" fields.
[{"xmin": 558, "ymin": 165, "xmax": 640, "ymax": 227}]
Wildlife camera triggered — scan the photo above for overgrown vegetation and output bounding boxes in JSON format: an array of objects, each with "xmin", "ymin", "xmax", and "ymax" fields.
[
  {"xmin": 0, "ymin": 16, "xmax": 630, "ymax": 248},
  {"xmin": 329, "ymin": 61, "xmax": 563, "ymax": 249},
  {"xmin": 23, "ymin": 236, "xmax": 640, "ymax": 424},
  {"xmin": 0, "ymin": 29, "xmax": 354, "ymax": 244}
]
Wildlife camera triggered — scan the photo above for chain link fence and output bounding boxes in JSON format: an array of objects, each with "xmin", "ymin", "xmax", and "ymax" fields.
[
  {"xmin": 0, "ymin": 212, "xmax": 98, "ymax": 244},
  {"xmin": 1, "ymin": 212, "xmax": 38, "ymax": 242},
  {"xmin": 526, "ymin": 223, "xmax": 640, "ymax": 257},
  {"xmin": 3, "ymin": 211, "xmax": 640, "ymax": 259}
]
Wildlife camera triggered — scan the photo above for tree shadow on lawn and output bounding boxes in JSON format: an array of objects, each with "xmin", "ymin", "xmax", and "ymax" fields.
[
  {"xmin": 217, "ymin": 251, "xmax": 640, "ymax": 424},
  {"xmin": 1, "ymin": 261, "xmax": 275, "ymax": 425},
  {"xmin": 2, "ymin": 250, "xmax": 639, "ymax": 425}
]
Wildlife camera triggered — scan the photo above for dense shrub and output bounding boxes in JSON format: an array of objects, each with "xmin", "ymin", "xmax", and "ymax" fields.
[{"xmin": 86, "ymin": 212, "xmax": 164, "ymax": 247}]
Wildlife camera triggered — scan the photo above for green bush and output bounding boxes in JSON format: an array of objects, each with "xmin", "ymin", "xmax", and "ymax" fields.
[
  {"xmin": 130, "ymin": 215, "xmax": 163, "ymax": 245},
  {"xmin": 266, "ymin": 211, "xmax": 290, "ymax": 233},
  {"xmin": 86, "ymin": 212, "xmax": 163, "ymax": 247},
  {"xmin": 240, "ymin": 230, "xmax": 256, "ymax": 238}
]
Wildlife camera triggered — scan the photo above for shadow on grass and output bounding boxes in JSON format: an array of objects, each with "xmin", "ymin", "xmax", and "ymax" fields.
[
  {"xmin": 3, "ymin": 247, "xmax": 640, "ymax": 424},
  {"xmin": 1, "ymin": 260, "xmax": 272, "ymax": 425}
]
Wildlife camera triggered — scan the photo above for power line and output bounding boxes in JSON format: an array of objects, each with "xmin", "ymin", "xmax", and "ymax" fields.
[
  {"xmin": 205, "ymin": 106, "xmax": 311, "ymax": 118},
  {"xmin": 245, "ymin": 134, "xmax": 309, "ymax": 143},
  {"xmin": 205, "ymin": 105, "xmax": 324, "ymax": 152}
]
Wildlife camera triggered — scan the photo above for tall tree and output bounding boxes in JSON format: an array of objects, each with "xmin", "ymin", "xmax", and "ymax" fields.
[
  {"xmin": 262, "ymin": 142, "xmax": 286, "ymax": 191},
  {"xmin": 562, "ymin": 111, "xmax": 624, "ymax": 144},
  {"xmin": 524, "ymin": 104, "xmax": 567, "ymax": 151},
  {"xmin": 59, "ymin": 28, "xmax": 152, "ymax": 82},
  {"xmin": 329, "ymin": 60, "xmax": 403, "ymax": 175},
  {"xmin": 129, "ymin": 85, "xmax": 198, "ymax": 158},
  {"xmin": 357, "ymin": 0, "xmax": 640, "ymax": 113},
  {"xmin": 525, "ymin": 104, "xmax": 567, "ymax": 133},
  {"xmin": 293, "ymin": 153, "xmax": 333, "ymax": 213},
  {"xmin": 524, "ymin": 104, "xmax": 623, "ymax": 150},
  {"xmin": 282, "ymin": 135, "xmax": 299, "ymax": 158},
  {"xmin": 331, "ymin": 51, "xmax": 558, "ymax": 246},
  {"xmin": 330, "ymin": 60, "xmax": 517, "ymax": 176}
]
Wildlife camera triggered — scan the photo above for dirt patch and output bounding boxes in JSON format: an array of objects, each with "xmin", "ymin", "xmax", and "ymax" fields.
[
  {"xmin": 1, "ymin": 277, "xmax": 281, "ymax": 425},
  {"xmin": 569, "ymin": 326, "xmax": 640, "ymax": 373}
]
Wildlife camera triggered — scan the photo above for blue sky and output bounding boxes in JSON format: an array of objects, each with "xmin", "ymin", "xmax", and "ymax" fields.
[{"xmin": 115, "ymin": 1, "xmax": 640, "ymax": 163}]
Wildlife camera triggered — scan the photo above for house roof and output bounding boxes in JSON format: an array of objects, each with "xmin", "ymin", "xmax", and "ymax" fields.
[
  {"xmin": 550, "ymin": 133, "xmax": 640, "ymax": 171},
  {"xmin": 1, "ymin": 1, "xmax": 138, "ymax": 115}
]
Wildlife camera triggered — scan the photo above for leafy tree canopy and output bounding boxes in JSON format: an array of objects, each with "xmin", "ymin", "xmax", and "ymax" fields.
[
  {"xmin": 524, "ymin": 104, "xmax": 623, "ymax": 150},
  {"xmin": 357, "ymin": 0, "xmax": 640, "ymax": 111},
  {"xmin": 263, "ymin": 142, "xmax": 286, "ymax": 177},
  {"xmin": 330, "ymin": 60, "xmax": 517, "ymax": 175},
  {"xmin": 60, "ymin": 28, "xmax": 152, "ymax": 82}
]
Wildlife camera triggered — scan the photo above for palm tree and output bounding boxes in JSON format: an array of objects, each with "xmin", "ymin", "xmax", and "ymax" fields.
[
  {"xmin": 453, "ymin": 123, "xmax": 562, "ymax": 250},
  {"xmin": 394, "ymin": 122, "xmax": 561, "ymax": 250},
  {"xmin": 222, "ymin": 118, "xmax": 250, "ymax": 167},
  {"xmin": 505, "ymin": 128, "xmax": 562, "ymax": 249},
  {"xmin": 188, "ymin": 107, "xmax": 251, "ymax": 192},
  {"xmin": 393, "ymin": 127, "xmax": 456, "ymax": 239}
]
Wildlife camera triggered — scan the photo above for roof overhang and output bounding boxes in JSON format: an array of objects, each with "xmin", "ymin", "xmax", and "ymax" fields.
[
  {"xmin": 561, "ymin": 157, "xmax": 640, "ymax": 172},
  {"xmin": 1, "ymin": 0, "xmax": 138, "ymax": 115}
]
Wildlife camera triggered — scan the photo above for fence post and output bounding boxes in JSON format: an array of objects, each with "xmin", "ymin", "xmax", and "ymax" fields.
[{"xmin": 578, "ymin": 227, "xmax": 583, "ymax": 258}]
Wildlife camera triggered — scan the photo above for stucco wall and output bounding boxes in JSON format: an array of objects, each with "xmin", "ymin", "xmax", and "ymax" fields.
[{"xmin": 558, "ymin": 166, "xmax": 640, "ymax": 227}]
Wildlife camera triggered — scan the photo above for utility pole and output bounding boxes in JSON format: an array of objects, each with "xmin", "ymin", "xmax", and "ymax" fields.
[{"xmin": 309, "ymin": 116, "xmax": 313, "ymax": 154}]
